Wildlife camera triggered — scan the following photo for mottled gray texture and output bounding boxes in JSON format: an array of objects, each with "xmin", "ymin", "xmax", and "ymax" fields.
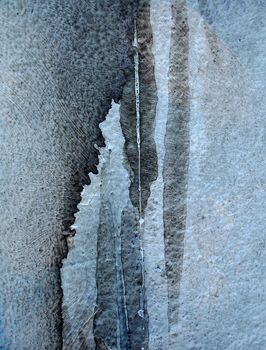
[
  {"xmin": 94, "ymin": 197, "xmax": 119, "ymax": 349},
  {"xmin": 62, "ymin": 1, "xmax": 266, "ymax": 349},
  {"xmin": 2, "ymin": 0, "xmax": 266, "ymax": 349},
  {"xmin": 0, "ymin": 1, "xmax": 136, "ymax": 348}
]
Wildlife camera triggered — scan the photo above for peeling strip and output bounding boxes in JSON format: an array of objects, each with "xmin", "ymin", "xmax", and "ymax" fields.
[
  {"xmin": 120, "ymin": 3, "xmax": 159, "ymax": 346},
  {"xmin": 133, "ymin": 19, "xmax": 146, "ymax": 326},
  {"xmin": 133, "ymin": 20, "xmax": 142, "ymax": 216},
  {"xmin": 163, "ymin": 0, "xmax": 190, "ymax": 334},
  {"xmin": 143, "ymin": 0, "xmax": 172, "ymax": 347}
]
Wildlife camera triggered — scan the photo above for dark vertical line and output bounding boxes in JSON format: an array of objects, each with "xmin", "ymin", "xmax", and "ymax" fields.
[
  {"xmin": 114, "ymin": 215, "xmax": 130, "ymax": 350},
  {"xmin": 163, "ymin": 0, "xmax": 190, "ymax": 328},
  {"xmin": 120, "ymin": 205, "xmax": 147, "ymax": 350},
  {"xmin": 120, "ymin": 0, "xmax": 158, "ymax": 214},
  {"xmin": 119, "ymin": 1, "xmax": 158, "ymax": 348}
]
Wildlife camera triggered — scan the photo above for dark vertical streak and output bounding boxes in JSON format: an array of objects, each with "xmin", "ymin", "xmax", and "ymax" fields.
[
  {"xmin": 115, "ymin": 223, "xmax": 130, "ymax": 350},
  {"xmin": 120, "ymin": 0, "xmax": 158, "ymax": 214},
  {"xmin": 138, "ymin": 1, "xmax": 158, "ymax": 214},
  {"xmin": 120, "ymin": 204, "xmax": 148, "ymax": 349},
  {"xmin": 163, "ymin": 0, "xmax": 190, "ymax": 327},
  {"xmin": 118, "ymin": 2, "xmax": 158, "ymax": 348}
]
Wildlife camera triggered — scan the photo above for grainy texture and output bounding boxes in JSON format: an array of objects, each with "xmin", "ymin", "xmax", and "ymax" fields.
[
  {"xmin": 177, "ymin": 1, "xmax": 266, "ymax": 349},
  {"xmin": 163, "ymin": 0, "xmax": 190, "ymax": 333},
  {"xmin": 120, "ymin": 1, "xmax": 158, "ymax": 213},
  {"xmin": 2, "ymin": 0, "xmax": 266, "ymax": 349},
  {"xmin": 62, "ymin": 1, "xmax": 266, "ymax": 349},
  {"xmin": 0, "ymin": 1, "xmax": 136, "ymax": 348}
]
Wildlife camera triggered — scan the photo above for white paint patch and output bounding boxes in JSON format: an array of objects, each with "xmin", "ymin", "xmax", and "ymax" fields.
[
  {"xmin": 143, "ymin": 0, "xmax": 172, "ymax": 348},
  {"xmin": 62, "ymin": 102, "xmax": 131, "ymax": 349}
]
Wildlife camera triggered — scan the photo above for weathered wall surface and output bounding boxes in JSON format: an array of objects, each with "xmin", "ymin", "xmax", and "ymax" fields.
[
  {"xmin": 62, "ymin": 3, "xmax": 156, "ymax": 347},
  {"xmin": 178, "ymin": 1, "xmax": 266, "ymax": 349},
  {"xmin": 1, "ymin": 0, "xmax": 266, "ymax": 349},
  {"xmin": 62, "ymin": 1, "xmax": 266, "ymax": 349},
  {"xmin": 0, "ymin": 1, "xmax": 136, "ymax": 349}
]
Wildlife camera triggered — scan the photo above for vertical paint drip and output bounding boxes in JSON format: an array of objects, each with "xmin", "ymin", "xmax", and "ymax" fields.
[
  {"xmin": 134, "ymin": 20, "xmax": 142, "ymax": 216},
  {"xmin": 143, "ymin": 0, "xmax": 172, "ymax": 347},
  {"xmin": 163, "ymin": 0, "xmax": 190, "ymax": 337},
  {"xmin": 133, "ymin": 20, "xmax": 146, "ymax": 330}
]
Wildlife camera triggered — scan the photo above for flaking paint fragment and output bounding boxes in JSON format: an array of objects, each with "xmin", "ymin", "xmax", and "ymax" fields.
[
  {"xmin": 142, "ymin": 0, "xmax": 172, "ymax": 347},
  {"xmin": 62, "ymin": 102, "xmax": 131, "ymax": 349}
]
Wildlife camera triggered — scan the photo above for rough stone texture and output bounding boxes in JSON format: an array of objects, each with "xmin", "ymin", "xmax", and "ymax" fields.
[{"xmin": 0, "ymin": 1, "xmax": 136, "ymax": 349}]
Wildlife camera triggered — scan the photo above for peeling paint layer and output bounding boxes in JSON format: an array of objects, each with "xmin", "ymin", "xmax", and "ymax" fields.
[
  {"xmin": 62, "ymin": 100, "xmax": 149, "ymax": 349},
  {"xmin": 143, "ymin": 0, "xmax": 172, "ymax": 348}
]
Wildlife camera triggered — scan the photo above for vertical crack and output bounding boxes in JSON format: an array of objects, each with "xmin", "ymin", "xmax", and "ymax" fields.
[
  {"xmin": 133, "ymin": 20, "xmax": 146, "ymax": 326},
  {"xmin": 119, "ymin": 2, "xmax": 158, "ymax": 348},
  {"xmin": 133, "ymin": 20, "xmax": 142, "ymax": 216}
]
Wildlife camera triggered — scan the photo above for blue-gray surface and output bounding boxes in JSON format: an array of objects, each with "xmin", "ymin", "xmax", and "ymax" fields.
[
  {"xmin": 1, "ymin": 0, "xmax": 266, "ymax": 349},
  {"xmin": 0, "ymin": 1, "xmax": 135, "ymax": 349},
  {"xmin": 63, "ymin": 0, "xmax": 266, "ymax": 349}
]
